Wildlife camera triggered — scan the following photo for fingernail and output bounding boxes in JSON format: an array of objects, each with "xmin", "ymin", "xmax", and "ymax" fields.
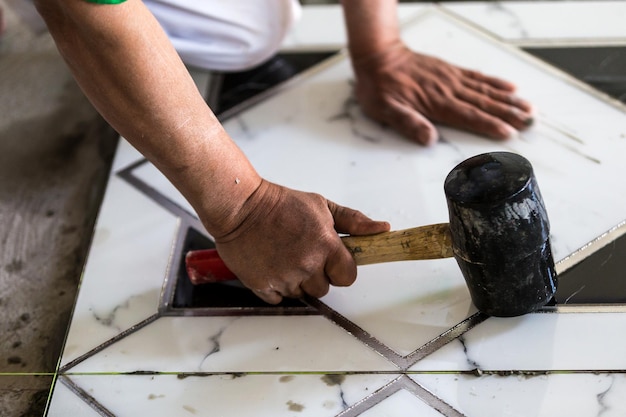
[
  {"xmin": 523, "ymin": 116, "xmax": 534, "ymax": 127},
  {"xmin": 416, "ymin": 127, "xmax": 439, "ymax": 146},
  {"xmin": 511, "ymin": 106, "xmax": 535, "ymax": 129},
  {"xmin": 501, "ymin": 124, "xmax": 519, "ymax": 140}
]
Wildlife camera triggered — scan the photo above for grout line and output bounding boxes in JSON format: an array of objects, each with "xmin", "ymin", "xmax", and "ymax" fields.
[
  {"xmin": 52, "ymin": 369, "xmax": 626, "ymax": 377},
  {"xmin": 335, "ymin": 376, "xmax": 405, "ymax": 417},
  {"xmin": 306, "ymin": 294, "xmax": 491, "ymax": 371},
  {"xmin": 158, "ymin": 218, "xmax": 187, "ymax": 314},
  {"xmin": 58, "ymin": 314, "xmax": 160, "ymax": 374},
  {"xmin": 303, "ymin": 295, "xmax": 406, "ymax": 368},
  {"xmin": 58, "ymin": 375, "xmax": 116, "ymax": 417},
  {"xmin": 116, "ymin": 162, "xmax": 206, "ymax": 232},
  {"xmin": 400, "ymin": 375, "xmax": 468, "ymax": 417},
  {"xmin": 402, "ymin": 312, "xmax": 489, "ymax": 368}
]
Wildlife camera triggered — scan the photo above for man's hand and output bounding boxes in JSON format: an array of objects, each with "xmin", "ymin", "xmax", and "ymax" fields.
[
  {"xmin": 351, "ymin": 43, "xmax": 535, "ymax": 146},
  {"xmin": 212, "ymin": 180, "xmax": 391, "ymax": 304}
]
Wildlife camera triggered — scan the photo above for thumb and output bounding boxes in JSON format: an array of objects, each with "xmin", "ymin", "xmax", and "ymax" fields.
[{"xmin": 328, "ymin": 201, "xmax": 390, "ymax": 236}]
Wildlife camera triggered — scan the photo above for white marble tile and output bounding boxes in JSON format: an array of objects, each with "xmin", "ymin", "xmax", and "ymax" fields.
[
  {"xmin": 282, "ymin": 4, "xmax": 428, "ymax": 50},
  {"xmin": 412, "ymin": 373, "xmax": 626, "ymax": 417},
  {"xmin": 46, "ymin": 380, "xmax": 103, "ymax": 417},
  {"xmin": 132, "ymin": 162, "xmax": 196, "ymax": 217},
  {"xmin": 412, "ymin": 312, "xmax": 626, "ymax": 372},
  {"xmin": 67, "ymin": 316, "xmax": 397, "ymax": 373},
  {"xmin": 442, "ymin": 1, "xmax": 626, "ymax": 44},
  {"xmin": 186, "ymin": 66, "xmax": 212, "ymax": 100},
  {"xmin": 59, "ymin": 176, "xmax": 179, "ymax": 367},
  {"xmin": 110, "ymin": 138, "xmax": 144, "ymax": 173},
  {"xmin": 321, "ymin": 260, "xmax": 477, "ymax": 356},
  {"xmin": 61, "ymin": 373, "xmax": 399, "ymax": 417}
]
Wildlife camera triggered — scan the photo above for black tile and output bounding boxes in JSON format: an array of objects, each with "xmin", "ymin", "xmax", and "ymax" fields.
[
  {"xmin": 171, "ymin": 228, "xmax": 316, "ymax": 314},
  {"xmin": 213, "ymin": 51, "xmax": 337, "ymax": 115},
  {"xmin": 525, "ymin": 46, "xmax": 626, "ymax": 103}
]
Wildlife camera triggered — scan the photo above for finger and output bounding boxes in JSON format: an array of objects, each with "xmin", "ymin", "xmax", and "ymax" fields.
[
  {"xmin": 253, "ymin": 288, "xmax": 283, "ymax": 305},
  {"xmin": 381, "ymin": 100, "xmax": 439, "ymax": 146},
  {"xmin": 327, "ymin": 201, "xmax": 390, "ymax": 236},
  {"xmin": 455, "ymin": 89, "xmax": 533, "ymax": 132},
  {"xmin": 462, "ymin": 78, "xmax": 535, "ymax": 115},
  {"xmin": 280, "ymin": 275, "xmax": 306, "ymax": 299},
  {"xmin": 441, "ymin": 97, "xmax": 517, "ymax": 140},
  {"xmin": 300, "ymin": 271, "xmax": 331, "ymax": 298},
  {"xmin": 324, "ymin": 243, "xmax": 357, "ymax": 288},
  {"xmin": 461, "ymin": 68, "xmax": 517, "ymax": 92}
]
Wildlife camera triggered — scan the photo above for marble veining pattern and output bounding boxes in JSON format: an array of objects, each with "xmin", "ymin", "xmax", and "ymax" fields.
[
  {"xmin": 442, "ymin": 1, "xmax": 626, "ymax": 45},
  {"xmin": 47, "ymin": 4, "xmax": 626, "ymax": 417}
]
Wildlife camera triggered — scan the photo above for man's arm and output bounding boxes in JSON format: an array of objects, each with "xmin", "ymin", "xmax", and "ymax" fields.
[
  {"xmin": 340, "ymin": 0, "xmax": 534, "ymax": 145},
  {"xmin": 34, "ymin": 0, "xmax": 390, "ymax": 303},
  {"xmin": 34, "ymin": 0, "xmax": 260, "ymax": 235}
]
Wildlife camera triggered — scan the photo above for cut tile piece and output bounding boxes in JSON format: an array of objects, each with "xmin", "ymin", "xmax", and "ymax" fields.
[
  {"xmin": 67, "ymin": 316, "xmax": 397, "ymax": 373},
  {"xmin": 61, "ymin": 373, "xmax": 399, "ymax": 417},
  {"xmin": 46, "ymin": 378, "xmax": 103, "ymax": 417},
  {"xmin": 359, "ymin": 388, "xmax": 447, "ymax": 417},
  {"xmin": 59, "ymin": 176, "xmax": 179, "ymax": 368},
  {"xmin": 412, "ymin": 372, "xmax": 626, "ymax": 417},
  {"xmin": 413, "ymin": 312, "xmax": 626, "ymax": 371}
]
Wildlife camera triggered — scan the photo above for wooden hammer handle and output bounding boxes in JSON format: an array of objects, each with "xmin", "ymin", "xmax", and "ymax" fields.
[
  {"xmin": 342, "ymin": 222, "xmax": 454, "ymax": 265},
  {"xmin": 186, "ymin": 223, "xmax": 454, "ymax": 284}
]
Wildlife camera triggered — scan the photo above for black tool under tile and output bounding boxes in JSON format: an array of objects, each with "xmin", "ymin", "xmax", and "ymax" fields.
[{"xmin": 171, "ymin": 227, "xmax": 317, "ymax": 314}]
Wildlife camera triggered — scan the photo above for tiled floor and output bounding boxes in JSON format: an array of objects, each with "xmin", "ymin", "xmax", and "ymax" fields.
[{"xmin": 6, "ymin": 2, "xmax": 626, "ymax": 416}]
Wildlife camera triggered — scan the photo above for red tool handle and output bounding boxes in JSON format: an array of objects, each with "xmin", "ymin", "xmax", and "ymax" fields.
[
  {"xmin": 185, "ymin": 249, "xmax": 238, "ymax": 284},
  {"xmin": 185, "ymin": 223, "xmax": 454, "ymax": 285}
]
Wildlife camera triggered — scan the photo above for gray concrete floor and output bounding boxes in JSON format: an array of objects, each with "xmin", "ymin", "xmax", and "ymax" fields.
[{"xmin": 0, "ymin": 2, "xmax": 118, "ymax": 415}]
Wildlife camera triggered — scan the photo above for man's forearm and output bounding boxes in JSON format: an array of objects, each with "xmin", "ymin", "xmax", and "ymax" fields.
[
  {"xmin": 340, "ymin": 0, "xmax": 401, "ymax": 61},
  {"xmin": 34, "ymin": 0, "xmax": 261, "ymax": 236}
]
